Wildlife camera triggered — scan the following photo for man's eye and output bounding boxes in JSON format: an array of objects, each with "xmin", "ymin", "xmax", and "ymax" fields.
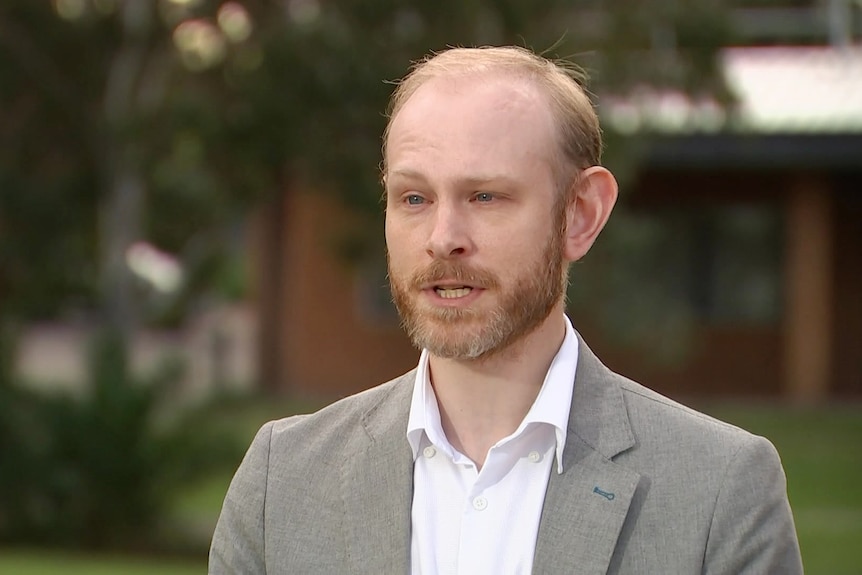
[
  {"xmin": 474, "ymin": 192, "xmax": 494, "ymax": 202},
  {"xmin": 406, "ymin": 194, "xmax": 424, "ymax": 205}
]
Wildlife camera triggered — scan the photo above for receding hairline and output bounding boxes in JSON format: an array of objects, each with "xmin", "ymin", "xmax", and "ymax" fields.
[
  {"xmin": 384, "ymin": 46, "xmax": 592, "ymax": 120},
  {"xmin": 381, "ymin": 46, "xmax": 602, "ymax": 193}
]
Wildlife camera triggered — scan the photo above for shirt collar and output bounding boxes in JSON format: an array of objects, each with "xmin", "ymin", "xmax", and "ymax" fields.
[{"xmin": 406, "ymin": 315, "xmax": 579, "ymax": 473}]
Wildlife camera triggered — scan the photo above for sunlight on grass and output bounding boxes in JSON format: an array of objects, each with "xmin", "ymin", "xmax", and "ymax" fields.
[
  {"xmin": 0, "ymin": 551, "xmax": 205, "ymax": 575},
  {"xmin": 796, "ymin": 507, "xmax": 862, "ymax": 575},
  {"xmin": 10, "ymin": 400, "xmax": 854, "ymax": 575}
]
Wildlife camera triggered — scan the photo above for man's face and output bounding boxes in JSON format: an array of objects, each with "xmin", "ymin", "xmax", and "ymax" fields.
[{"xmin": 384, "ymin": 73, "xmax": 569, "ymax": 360}]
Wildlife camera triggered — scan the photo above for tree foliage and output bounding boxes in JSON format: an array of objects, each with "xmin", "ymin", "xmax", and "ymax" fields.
[{"xmin": 0, "ymin": 0, "xmax": 732, "ymax": 328}]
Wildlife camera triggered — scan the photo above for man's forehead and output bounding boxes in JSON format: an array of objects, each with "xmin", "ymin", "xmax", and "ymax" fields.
[
  {"xmin": 386, "ymin": 72, "xmax": 555, "ymax": 155},
  {"xmin": 398, "ymin": 70, "xmax": 545, "ymax": 116},
  {"xmin": 382, "ymin": 69, "xmax": 562, "ymax": 190}
]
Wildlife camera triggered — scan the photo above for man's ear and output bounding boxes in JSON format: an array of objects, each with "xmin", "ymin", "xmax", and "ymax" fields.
[{"xmin": 563, "ymin": 166, "xmax": 618, "ymax": 263}]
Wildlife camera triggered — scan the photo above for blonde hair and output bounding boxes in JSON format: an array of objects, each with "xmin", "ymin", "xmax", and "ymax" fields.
[{"xmin": 382, "ymin": 45, "xmax": 603, "ymax": 191}]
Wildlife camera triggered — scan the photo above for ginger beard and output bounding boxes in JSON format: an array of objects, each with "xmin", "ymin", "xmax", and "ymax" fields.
[{"xmin": 388, "ymin": 203, "xmax": 569, "ymax": 360}]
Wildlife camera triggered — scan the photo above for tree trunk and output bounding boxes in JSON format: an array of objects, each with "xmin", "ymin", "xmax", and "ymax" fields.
[{"xmin": 98, "ymin": 0, "xmax": 154, "ymax": 342}]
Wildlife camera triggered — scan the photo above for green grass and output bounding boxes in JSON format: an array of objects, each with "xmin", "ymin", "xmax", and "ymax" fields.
[
  {"xmin": 0, "ymin": 550, "xmax": 205, "ymax": 574},
  {"xmin": 4, "ymin": 400, "xmax": 859, "ymax": 574}
]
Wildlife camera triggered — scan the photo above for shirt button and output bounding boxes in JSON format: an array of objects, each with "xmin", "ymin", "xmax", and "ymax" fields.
[
  {"xmin": 423, "ymin": 446, "xmax": 436, "ymax": 458},
  {"xmin": 528, "ymin": 451, "xmax": 542, "ymax": 463},
  {"xmin": 472, "ymin": 496, "xmax": 488, "ymax": 511}
]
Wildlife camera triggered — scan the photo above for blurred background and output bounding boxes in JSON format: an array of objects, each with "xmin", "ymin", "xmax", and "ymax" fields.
[{"xmin": 0, "ymin": 0, "xmax": 860, "ymax": 573}]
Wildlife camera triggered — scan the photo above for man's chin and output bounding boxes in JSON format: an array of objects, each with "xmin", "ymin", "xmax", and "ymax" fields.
[
  {"xmin": 423, "ymin": 342, "xmax": 489, "ymax": 361},
  {"xmin": 411, "ymin": 325, "xmax": 504, "ymax": 360}
]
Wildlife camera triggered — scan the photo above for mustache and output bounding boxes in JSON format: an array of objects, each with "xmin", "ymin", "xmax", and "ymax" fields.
[{"xmin": 409, "ymin": 260, "xmax": 500, "ymax": 290}]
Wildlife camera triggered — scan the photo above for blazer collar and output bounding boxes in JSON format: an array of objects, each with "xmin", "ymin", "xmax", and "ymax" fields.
[
  {"xmin": 568, "ymin": 334, "xmax": 636, "ymax": 461},
  {"xmin": 533, "ymin": 334, "xmax": 641, "ymax": 575}
]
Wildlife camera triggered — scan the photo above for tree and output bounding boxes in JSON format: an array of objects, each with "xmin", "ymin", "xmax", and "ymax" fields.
[{"xmin": 0, "ymin": 0, "xmax": 733, "ymax": 383}]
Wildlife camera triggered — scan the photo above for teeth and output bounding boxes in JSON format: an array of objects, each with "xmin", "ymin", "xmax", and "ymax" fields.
[{"xmin": 436, "ymin": 287, "xmax": 472, "ymax": 299}]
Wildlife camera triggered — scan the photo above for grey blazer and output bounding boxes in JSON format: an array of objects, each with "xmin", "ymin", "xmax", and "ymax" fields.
[{"xmin": 209, "ymin": 337, "xmax": 803, "ymax": 574}]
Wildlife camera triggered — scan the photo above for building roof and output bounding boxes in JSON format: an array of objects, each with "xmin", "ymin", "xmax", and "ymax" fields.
[
  {"xmin": 606, "ymin": 45, "xmax": 862, "ymax": 170},
  {"xmin": 604, "ymin": 45, "xmax": 862, "ymax": 135}
]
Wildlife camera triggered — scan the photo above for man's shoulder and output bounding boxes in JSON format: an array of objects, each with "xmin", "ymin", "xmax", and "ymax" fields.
[
  {"xmin": 573, "ymin": 339, "xmax": 755, "ymax": 451},
  {"xmin": 263, "ymin": 370, "xmax": 415, "ymax": 453},
  {"xmin": 576, "ymin": 334, "xmax": 761, "ymax": 457},
  {"xmin": 619, "ymin": 376, "xmax": 744, "ymax": 432},
  {"xmin": 613, "ymin": 373, "xmax": 769, "ymax": 462}
]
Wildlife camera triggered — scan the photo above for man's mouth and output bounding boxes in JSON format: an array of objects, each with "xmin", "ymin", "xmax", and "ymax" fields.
[{"xmin": 434, "ymin": 286, "xmax": 473, "ymax": 299}]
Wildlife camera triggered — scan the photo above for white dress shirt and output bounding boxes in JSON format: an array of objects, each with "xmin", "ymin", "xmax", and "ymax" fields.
[{"xmin": 406, "ymin": 317, "xmax": 579, "ymax": 575}]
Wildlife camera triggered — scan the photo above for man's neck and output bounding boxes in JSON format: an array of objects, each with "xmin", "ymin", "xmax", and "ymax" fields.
[{"xmin": 428, "ymin": 308, "xmax": 567, "ymax": 469}]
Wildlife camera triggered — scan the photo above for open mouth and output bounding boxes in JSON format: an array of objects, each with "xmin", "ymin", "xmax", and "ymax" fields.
[{"xmin": 434, "ymin": 286, "xmax": 473, "ymax": 299}]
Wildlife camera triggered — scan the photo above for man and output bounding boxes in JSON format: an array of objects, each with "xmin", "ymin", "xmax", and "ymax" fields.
[{"xmin": 210, "ymin": 46, "xmax": 802, "ymax": 574}]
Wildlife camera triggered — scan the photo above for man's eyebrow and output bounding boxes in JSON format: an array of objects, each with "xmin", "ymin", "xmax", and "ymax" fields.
[
  {"xmin": 457, "ymin": 174, "xmax": 516, "ymax": 187},
  {"xmin": 387, "ymin": 168, "xmax": 426, "ymax": 181}
]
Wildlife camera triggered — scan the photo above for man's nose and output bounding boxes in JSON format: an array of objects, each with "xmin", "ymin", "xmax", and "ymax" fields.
[{"xmin": 426, "ymin": 204, "xmax": 471, "ymax": 259}]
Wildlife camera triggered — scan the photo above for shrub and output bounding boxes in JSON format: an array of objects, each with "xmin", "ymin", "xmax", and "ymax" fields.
[{"xmin": 0, "ymin": 330, "xmax": 242, "ymax": 550}]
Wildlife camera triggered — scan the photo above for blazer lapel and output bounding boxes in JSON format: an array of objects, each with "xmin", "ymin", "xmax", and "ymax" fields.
[
  {"xmin": 533, "ymin": 336, "xmax": 641, "ymax": 575},
  {"xmin": 341, "ymin": 372, "xmax": 415, "ymax": 575}
]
